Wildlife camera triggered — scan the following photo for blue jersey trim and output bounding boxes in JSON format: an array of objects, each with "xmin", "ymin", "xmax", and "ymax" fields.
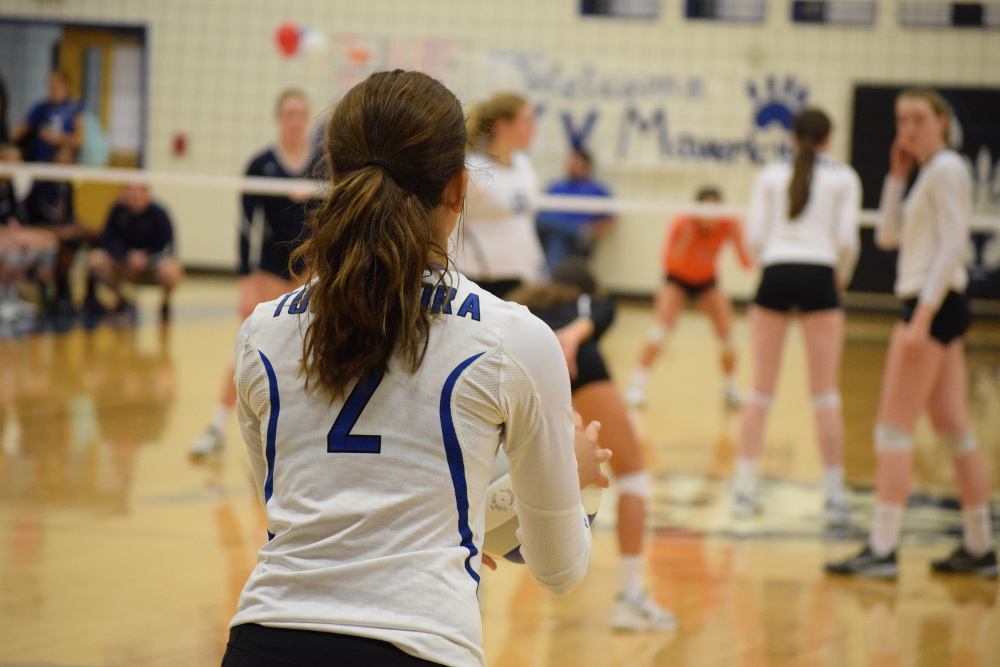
[
  {"xmin": 439, "ymin": 352, "xmax": 486, "ymax": 585},
  {"xmin": 259, "ymin": 350, "xmax": 280, "ymax": 541}
]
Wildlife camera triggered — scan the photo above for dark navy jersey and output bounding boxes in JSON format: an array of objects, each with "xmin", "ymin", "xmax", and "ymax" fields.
[
  {"xmin": 24, "ymin": 180, "xmax": 74, "ymax": 226},
  {"xmin": 239, "ymin": 147, "xmax": 323, "ymax": 277},
  {"xmin": 97, "ymin": 202, "xmax": 175, "ymax": 260}
]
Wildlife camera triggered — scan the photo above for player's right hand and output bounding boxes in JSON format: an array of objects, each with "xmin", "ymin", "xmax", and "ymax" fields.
[{"xmin": 573, "ymin": 411, "xmax": 611, "ymax": 490}]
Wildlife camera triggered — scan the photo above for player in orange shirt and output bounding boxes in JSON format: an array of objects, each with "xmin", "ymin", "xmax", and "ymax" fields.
[{"xmin": 626, "ymin": 187, "xmax": 752, "ymax": 407}]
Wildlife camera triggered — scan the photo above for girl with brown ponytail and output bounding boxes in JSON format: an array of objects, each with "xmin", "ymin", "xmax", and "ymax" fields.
[
  {"xmin": 452, "ymin": 92, "xmax": 547, "ymax": 299},
  {"xmin": 224, "ymin": 70, "xmax": 609, "ymax": 667},
  {"xmin": 733, "ymin": 108, "xmax": 862, "ymax": 524}
]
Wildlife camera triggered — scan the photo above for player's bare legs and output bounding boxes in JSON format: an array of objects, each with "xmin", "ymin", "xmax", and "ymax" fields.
[
  {"xmin": 574, "ymin": 381, "xmax": 677, "ymax": 631},
  {"xmin": 800, "ymin": 308, "xmax": 849, "ymax": 523},
  {"xmin": 732, "ymin": 306, "xmax": 789, "ymax": 516},
  {"xmin": 190, "ymin": 271, "xmax": 299, "ymax": 460},
  {"xmin": 626, "ymin": 282, "xmax": 686, "ymax": 407},
  {"xmin": 695, "ymin": 285, "xmax": 740, "ymax": 407}
]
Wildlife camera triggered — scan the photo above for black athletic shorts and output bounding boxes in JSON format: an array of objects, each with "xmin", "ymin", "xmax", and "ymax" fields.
[
  {"xmin": 901, "ymin": 291, "xmax": 971, "ymax": 345},
  {"xmin": 258, "ymin": 241, "xmax": 303, "ymax": 281},
  {"xmin": 571, "ymin": 340, "xmax": 611, "ymax": 393},
  {"xmin": 753, "ymin": 263, "xmax": 839, "ymax": 313},
  {"xmin": 665, "ymin": 273, "xmax": 717, "ymax": 301},
  {"xmin": 223, "ymin": 624, "xmax": 444, "ymax": 666}
]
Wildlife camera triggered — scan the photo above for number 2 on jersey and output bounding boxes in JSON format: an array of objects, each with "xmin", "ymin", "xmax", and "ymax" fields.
[{"xmin": 328, "ymin": 368, "xmax": 385, "ymax": 454}]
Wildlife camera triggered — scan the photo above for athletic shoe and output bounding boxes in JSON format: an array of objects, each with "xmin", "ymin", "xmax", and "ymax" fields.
[
  {"xmin": 930, "ymin": 546, "xmax": 998, "ymax": 578},
  {"xmin": 82, "ymin": 297, "xmax": 107, "ymax": 330},
  {"xmin": 624, "ymin": 384, "xmax": 645, "ymax": 408},
  {"xmin": 824, "ymin": 497, "xmax": 851, "ymax": 527},
  {"xmin": 732, "ymin": 491, "xmax": 762, "ymax": 518},
  {"xmin": 825, "ymin": 546, "xmax": 898, "ymax": 579},
  {"xmin": 611, "ymin": 592, "xmax": 678, "ymax": 632},
  {"xmin": 724, "ymin": 388, "xmax": 742, "ymax": 409},
  {"xmin": 112, "ymin": 299, "xmax": 138, "ymax": 327},
  {"xmin": 190, "ymin": 425, "xmax": 225, "ymax": 460}
]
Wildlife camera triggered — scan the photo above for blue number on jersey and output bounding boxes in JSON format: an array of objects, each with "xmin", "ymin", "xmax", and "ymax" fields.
[{"xmin": 328, "ymin": 368, "xmax": 385, "ymax": 453}]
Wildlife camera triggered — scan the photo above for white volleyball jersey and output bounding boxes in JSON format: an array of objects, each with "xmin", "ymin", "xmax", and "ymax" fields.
[
  {"xmin": 453, "ymin": 151, "xmax": 547, "ymax": 282},
  {"xmin": 876, "ymin": 149, "xmax": 970, "ymax": 309},
  {"xmin": 746, "ymin": 154, "xmax": 862, "ymax": 279},
  {"xmin": 230, "ymin": 272, "xmax": 591, "ymax": 667}
]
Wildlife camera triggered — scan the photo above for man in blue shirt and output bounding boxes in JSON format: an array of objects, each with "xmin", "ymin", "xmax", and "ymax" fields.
[
  {"xmin": 11, "ymin": 70, "xmax": 84, "ymax": 163},
  {"xmin": 535, "ymin": 148, "xmax": 616, "ymax": 272}
]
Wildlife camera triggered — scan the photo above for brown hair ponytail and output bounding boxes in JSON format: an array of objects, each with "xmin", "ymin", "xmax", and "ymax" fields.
[
  {"xmin": 788, "ymin": 108, "xmax": 832, "ymax": 219},
  {"xmin": 291, "ymin": 70, "xmax": 467, "ymax": 398}
]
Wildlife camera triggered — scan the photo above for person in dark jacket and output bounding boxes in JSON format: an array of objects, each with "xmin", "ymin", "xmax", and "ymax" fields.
[{"xmin": 86, "ymin": 182, "xmax": 183, "ymax": 324}]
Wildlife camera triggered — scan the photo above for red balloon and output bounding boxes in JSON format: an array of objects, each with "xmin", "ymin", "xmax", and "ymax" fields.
[{"xmin": 275, "ymin": 22, "xmax": 300, "ymax": 57}]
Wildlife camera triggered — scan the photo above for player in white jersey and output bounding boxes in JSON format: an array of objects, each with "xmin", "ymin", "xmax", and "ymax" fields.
[
  {"xmin": 827, "ymin": 89, "xmax": 996, "ymax": 579},
  {"xmin": 223, "ymin": 71, "xmax": 611, "ymax": 667},
  {"xmin": 733, "ymin": 108, "xmax": 861, "ymax": 525},
  {"xmin": 452, "ymin": 93, "xmax": 547, "ymax": 299}
]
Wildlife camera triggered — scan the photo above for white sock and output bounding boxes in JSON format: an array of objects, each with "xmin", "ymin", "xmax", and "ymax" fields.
[
  {"xmin": 210, "ymin": 405, "xmax": 232, "ymax": 432},
  {"xmin": 619, "ymin": 554, "xmax": 644, "ymax": 599},
  {"xmin": 733, "ymin": 458, "xmax": 757, "ymax": 496},
  {"xmin": 630, "ymin": 368, "xmax": 648, "ymax": 390},
  {"xmin": 723, "ymin": 374, "xmax": 737, "ymax": 394},
  {"xmin": 868, "ymin": 503, "xmax": 904, "ymax": 557},
  {"xmin": 823, "ymin": 466, "xmax": 845, "ymax": 503},
  {"xmin": 961, "ymin": 505, "xmax": 993, "ymax": 556}
]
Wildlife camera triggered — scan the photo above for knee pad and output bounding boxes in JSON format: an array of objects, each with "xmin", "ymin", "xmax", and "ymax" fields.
[
  {"xmin": 744, "ymin": 389, "xmax": 773, "ymax": 408},
  {"xmin": 940, "ymin": 431, "xmax": 977, "ymax": 456},
  {"xmin": 646, "ymin": 323, "xmax": 668, "ymax": 345},
  {"xmin": 615, "ymin": 471, "xmax": 650, "ymax": 500},
  {"xmin": 874, "ymin": 424, "xmax": 913, "ymax": 453},
  {"xmin": 811, "ymin": 390, "xmax": 841, "ymax": 410}
]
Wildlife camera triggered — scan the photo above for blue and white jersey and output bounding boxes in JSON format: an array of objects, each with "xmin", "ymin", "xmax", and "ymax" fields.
[{"xmin": 230, "ymin": 271, "xmax": 591, "ymax": 667}]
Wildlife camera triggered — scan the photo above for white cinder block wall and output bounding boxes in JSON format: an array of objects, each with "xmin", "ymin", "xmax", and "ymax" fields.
[{"xmin": 1, "ymin": 0, "xmax": 996, "ymax": 296}]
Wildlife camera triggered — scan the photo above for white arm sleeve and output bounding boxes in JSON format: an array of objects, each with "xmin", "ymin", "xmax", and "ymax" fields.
[
  {"xmin": 500, "ymin": 311, "xmax": 591, "ymax": 595},
  {"xmin": 233, "ymin": 317, "xmax": 269, "ymax": 505},
  {"xmin": 918, "ymin": 161, "xmax": 971, "ymax": 309},
  {"xmin": 875, "ymin": 176, "xmax": 905, "ymax": 251},
  {"xmin": 835, "ymin": 169, "xmax": 862, "ymax": 282},
  {"xmin": 745, "ymin": 170, "xmax": 771, "ymax": 261}
]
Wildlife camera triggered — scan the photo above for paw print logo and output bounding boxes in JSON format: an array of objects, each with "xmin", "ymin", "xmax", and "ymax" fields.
[{"xmin": 747, "ymin": 76, "xmax": 810, "ymax": 130}]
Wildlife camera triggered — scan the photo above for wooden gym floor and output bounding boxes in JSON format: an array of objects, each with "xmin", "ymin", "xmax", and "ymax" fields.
[{"xmin": 1, "ymin": 275, "xmax": 998, "ymax": 667}]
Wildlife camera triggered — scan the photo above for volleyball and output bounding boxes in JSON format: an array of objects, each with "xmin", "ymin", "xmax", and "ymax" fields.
[{"xmin": 483, "ymin": 449, "xmax": 603, "ymax": 563}]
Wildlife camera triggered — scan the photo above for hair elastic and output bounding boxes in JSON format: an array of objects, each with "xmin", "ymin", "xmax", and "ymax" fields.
[{"xmin": 363, "ymin": 159, "xmax": 392, "ymax": 172}]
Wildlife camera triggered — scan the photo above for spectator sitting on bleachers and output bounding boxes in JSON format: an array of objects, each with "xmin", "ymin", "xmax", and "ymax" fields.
[
  {"xmin": 0, "ymin": 144, "xmax": 57, "ymax": 333},
  {"xmin": 85, "ymin": 182, "xmax": 183, "ymax": 325},
  {"xmin": 22, "ymin": 144, "xmax": 92, "ymax": 322}
]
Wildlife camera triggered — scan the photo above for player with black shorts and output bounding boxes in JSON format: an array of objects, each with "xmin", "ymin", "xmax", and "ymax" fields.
[
  {"xmin": 733, "ymin": 108, "xmax": 861, "ymax": 525},
  {"xmin": 626, "ymin": 187, "xmax": 751, "ymax": 408},
  {"xmin": 827, "ymin": 88, "xmax": 996, "ymax": 579},
  {"xmin": 509, "ymin": 258, "xmax": 677, "ymax": 633}
]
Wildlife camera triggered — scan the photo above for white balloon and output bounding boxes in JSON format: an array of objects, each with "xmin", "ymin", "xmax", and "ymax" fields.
[{"xmin": 300, "ymin": 27, "xmax": 329, "ymax": 58}]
